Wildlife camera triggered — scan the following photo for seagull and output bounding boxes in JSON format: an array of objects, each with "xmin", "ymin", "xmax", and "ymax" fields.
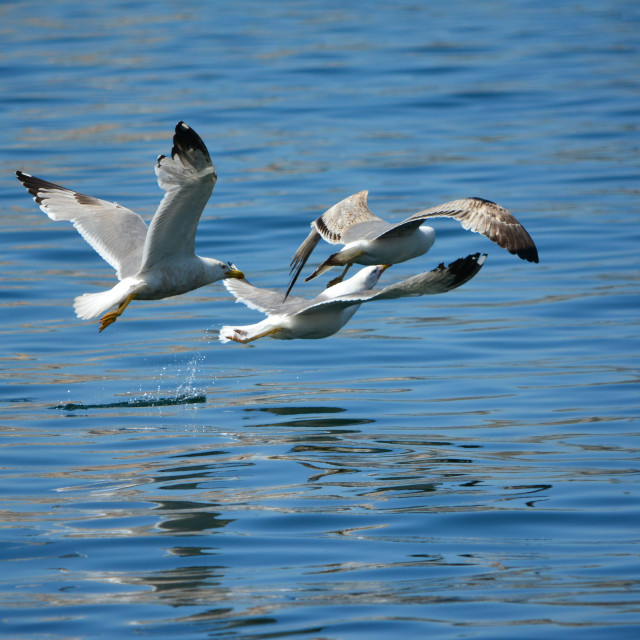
[
  {"xmin": 220, "ymin": 253, "xmax": 485, "ymax": 344},
  {"xmin": 285, "ymin": 190, "xmax": 538, "ymax": 298},
  {"xmin": 16, "ymin": 122, "xmax": 244, "ymax": 331}
]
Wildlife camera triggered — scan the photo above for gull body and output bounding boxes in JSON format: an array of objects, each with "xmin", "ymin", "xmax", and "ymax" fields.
[
  {"xmin": 16, "ymin": 122, "xmax": 243, "ymax": 331},
  {"xmin": 221, "ymin": 253, "xmax": 485, "ymax": 344},
  {"xmin": 329, "ymin": 226, "xmax": 435, "ymax": 268},
  {"xmin": 286, "ymin": 190, "xmax": 538, "ymax": 298},
  {"xmin": 222, "ymin": 265, "xmax": 386, "ymax": 343}
]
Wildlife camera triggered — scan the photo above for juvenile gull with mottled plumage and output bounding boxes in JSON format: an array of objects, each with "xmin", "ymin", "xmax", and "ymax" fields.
[{"xmin": 285, "ymin": 190, "xmax": 538, "ymax": 299}]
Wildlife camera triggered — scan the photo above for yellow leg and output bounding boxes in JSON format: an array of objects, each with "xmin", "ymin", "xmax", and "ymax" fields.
[
  {"xmin": 326, "ymin": 263, "xmax": 352, "ymax": 288},
  {"xmin": 98, "ymin": 294, "xmax": 137, "ymax": 332},
  {"xmin": 227, "ymin": 327, "xmax": 281, "ymax": 344}
]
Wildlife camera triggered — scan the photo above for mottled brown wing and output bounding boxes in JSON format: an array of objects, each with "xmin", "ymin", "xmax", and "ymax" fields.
[
  {"xmin": 285, "ymin": 190, "xmax": 385, "ymax": 299},
  {"xmin": 312, "ymin": 190, "xmax": 383, "ymax": 243},
  {"xmin": 399, "ymin": 197, "xmax": 539, "ymax": 263}
]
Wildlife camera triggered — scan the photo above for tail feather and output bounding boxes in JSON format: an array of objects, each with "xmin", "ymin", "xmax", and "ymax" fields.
[
  {"xmin": 218, "ymin": 325, "xmax": 237, "ymax": 344},
  {"xmin": 218, "ymin": 321, "xmax": 269, "ymax": 344},
  {"xmin": 305, "ymin": 249, "xmax": 354, "ymax": 282},
  {"xmin": 73, "ymin": 281, "xmax": 132, "ymax": 319}
]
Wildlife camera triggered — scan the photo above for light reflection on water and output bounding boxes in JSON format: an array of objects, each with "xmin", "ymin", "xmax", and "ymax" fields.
[
  {"xmin": 2, "ymin": 0, "xmax": 640, "ymax": 638},
  {"xmin": 4, "ymin": 396, "xmax": 637, "ymax": 638}
]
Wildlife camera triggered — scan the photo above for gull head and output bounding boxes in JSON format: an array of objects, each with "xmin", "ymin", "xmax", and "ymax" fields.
[
  {"xmin": 329, "ymin": 264, "xmax": 390, "ymax": 297},
  {"xmin": 223, "ymin": 261, "xmax": 245, "ymax": 280},
  {"xmin": 355, "ymin": 264, "xmax": 390, "ymax": 290},
  {"xmin": 202, "ymin": 258, "xmax": 244, "ymax": 283}
]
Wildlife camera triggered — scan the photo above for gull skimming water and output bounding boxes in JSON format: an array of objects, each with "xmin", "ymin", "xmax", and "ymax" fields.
[
  {"xmin": 220, "ymin": 253, "xmax": 485, "ymax": 344},
  {"xmin": 16, "ymin": 122, "xmax": 243, "ymax": 331}
]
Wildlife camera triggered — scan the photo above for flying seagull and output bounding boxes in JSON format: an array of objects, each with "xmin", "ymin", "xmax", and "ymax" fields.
[
  {"xmin": 16, "ymin": 122, "xmax": 244, "ymax": 331},
  {"xmin": 286, "ymin": 190, "xmax": 537, "ymax": 298},
  {"xmin": 220, "ymin": 253, "xmax": 485, "ymax": 344}
]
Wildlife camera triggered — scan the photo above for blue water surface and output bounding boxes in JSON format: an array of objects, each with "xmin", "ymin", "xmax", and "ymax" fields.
[{"xmin": 1, "ymin": 1, "xmax": 639, "ymax": 638}]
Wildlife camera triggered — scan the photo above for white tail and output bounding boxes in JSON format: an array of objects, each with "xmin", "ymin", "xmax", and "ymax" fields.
[
  {"xmin": 218, "ymin": 326, "xmax": 237, "ymax": 344},
  {"xmin": 73, "ymin": 281, "xmax": 133, "ymax": 319},
  {"xmin": 218, "ymin": 321, "xmax": 269, "ymax": 344}
]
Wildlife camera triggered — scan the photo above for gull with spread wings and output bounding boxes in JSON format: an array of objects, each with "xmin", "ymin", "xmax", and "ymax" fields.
[
  {"xmin": 286, "ymin": 190, "xmax": 538, "ymax": 299},
  {"xmin": 16, "ymin": 122, "xmax": 243, "ymax": 331},
  {"xmin": 220, "ymin": 253, "xmax": 485, "ymax": 344}
]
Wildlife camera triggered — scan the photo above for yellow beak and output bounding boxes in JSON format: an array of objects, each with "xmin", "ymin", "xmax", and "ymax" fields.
[{"xmin": 227, "ymin": 268, "xmax": 245, "ymax": 280}]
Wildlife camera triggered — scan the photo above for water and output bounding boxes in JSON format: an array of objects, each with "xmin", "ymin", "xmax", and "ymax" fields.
[{"xmin": 1, "ymin": 1, "xmax": 639, "ymax": 637}]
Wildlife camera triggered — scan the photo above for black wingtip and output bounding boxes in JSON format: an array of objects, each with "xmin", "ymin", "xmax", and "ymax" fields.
[
  {"xmin": 526, "ymin": 247, "xmax": 539, "ymax": 264},
  {"xmin": 171, "ymin": 121, "xmax": 211, "ymax": 162},
  {"xmin": 513, "ymin": 246, "xmax": 539, "ymax": 263},
  {"xmin": 447, "ymin": 252, "xmax": 487, "ymax": 288},
  {"xmin": 16, "ymin": 170, "xmax": 30, "ymax": 194},
  {"xmin": 15, "ymin": 171, "xmax": 50, "ymax": 202}
]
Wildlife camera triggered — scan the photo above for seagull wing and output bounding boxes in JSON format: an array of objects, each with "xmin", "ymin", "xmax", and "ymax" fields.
[
  {"xmin": 16, "ymin": 170, "xmax": 147, "ymax": 280},
  {"xmin": 300, "ymin": 253, "xmax": 486, "ymax": 314},
  {"xmin": 312, "ymin": 190, "xmax": 385, "ymax": 244},
  {"xmin": 365, "ymin": 252, "xmax": 487, "ymax": 300},
  {"xmin": 140, "ymin": 122, "xmax": 217, "ymax": 271},
  {"xmin": 286, "ymin": 190, "xmax": 385, "ymax": 299},
  {"xmin": 224, "ymin": 278, "xmax": 308, "ymax": 316},
  {"xmin": 392, "ymin": 197, "xmax": 538, "ymax": 263}
]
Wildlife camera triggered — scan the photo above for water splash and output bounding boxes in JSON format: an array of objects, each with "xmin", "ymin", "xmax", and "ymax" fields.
[
  {"xmin": 56, "ymin": 354, "xmax": 208, "ymax": 411},
  {"xmin": 56, "ymin": 392, "xmax": 206, "ymax": 411}
]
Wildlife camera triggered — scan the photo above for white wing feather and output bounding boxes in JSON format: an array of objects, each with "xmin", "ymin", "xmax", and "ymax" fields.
[
  {"xmin": 15, "ymin": 171, "xmax": 147, "ymax": 280},
  {"xmin": 140, "ymin": 122, "xmax": 217, "ymax": 271},
  {"xmin": 224, "ymin": 278, "xmax": 308, "ymax": 316}
]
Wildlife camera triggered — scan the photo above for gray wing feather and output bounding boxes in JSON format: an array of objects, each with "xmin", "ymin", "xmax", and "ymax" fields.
[
  {"xmin": 398, "ymin": 197, "xmax": 539, "ymax": 263},
  {"xmin": 16, "ymin": 170, "xmax": 147, "ymax": 280},
  {"xmin": 366, "ymin": 252, "xmax": 486, "ymax": 300},
  {"xmin": 140, "ymin": 122, "xmax": 217, "ymax": 271},
  {"xmin": 298, "ymin": 253, "xmax": 486, "ymax": 315},
  {"xmin": 224, "ymin": 278, "xmax": 308, "ymax": 316}
]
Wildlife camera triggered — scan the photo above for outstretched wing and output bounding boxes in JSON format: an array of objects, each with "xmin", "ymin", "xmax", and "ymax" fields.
[
  {"xmin": 300, "ymin": 253, "xmax": 486, "ymax": 315},
  {"xmin": 312, "ymin": 190, "xmax": 384, "ymax": 243},
  {"xmin": 224, "ymin": 278, "xmax": 308, "ymax": 316},
  {"xmin": 16, "ymin": 170, "xmax": 147, "ymax": 280},
  {"xmin": 394, "ymin": 197, "xmax": 538, "ymax": 263},
  {"xmin": 140, "ymin": 121, "xmax": 217, "ymax": 271},
  {"xmin": 365, "ymin": 252, "xmax": 486, "ymax": 300},
  {"xmin": 286, "ymin": 190, "xmax": 384, "ymax": 299}
]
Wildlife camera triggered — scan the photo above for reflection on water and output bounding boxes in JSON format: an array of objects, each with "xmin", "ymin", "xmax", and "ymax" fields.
[
  {"xmin": 4, "ymin": 399, "xmax": 636, "ymax": 637},
  {"xmin": 2, "ymin": 374, "xmax": 639, "ymax": 637},
  {"xmin": 57, "ymin": 392, "xmax": 207, "ymax": 411}
]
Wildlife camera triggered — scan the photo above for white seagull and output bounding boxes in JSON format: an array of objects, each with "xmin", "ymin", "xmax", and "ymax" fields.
[
  {"xmin": 285, "ymin": 190, "xmax": 538, "ymax": 298},
  {"xmin": 16, "ymin": 122, "xmax": 244, "ymax": 331},
  {"xmin": 220, "ymin": 253, "xmax": 486, "ymax": 344}
]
